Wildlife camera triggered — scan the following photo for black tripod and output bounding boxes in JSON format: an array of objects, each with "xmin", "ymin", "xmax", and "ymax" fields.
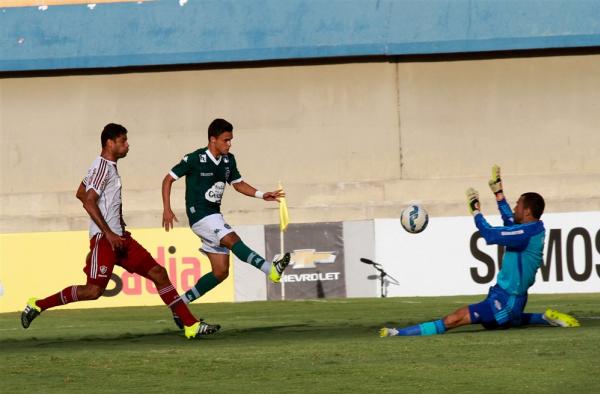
[{"xmin": 361, "ymin": 258, "xmax": 400, "ymax": 297}]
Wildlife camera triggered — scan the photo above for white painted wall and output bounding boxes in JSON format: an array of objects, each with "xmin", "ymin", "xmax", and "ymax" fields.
[
  {"xmin": 2, "ymin": 54, "xmax": 599, "ymax": 233},
  {"xmin": 374, "ymin": 212, "xmax": 600, "ymax": 296}
]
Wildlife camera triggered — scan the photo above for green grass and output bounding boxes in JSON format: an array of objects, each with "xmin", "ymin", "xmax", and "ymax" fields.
[{"xmin": 1, "ymin": 294, "xmax": 599, "ymax": 393}]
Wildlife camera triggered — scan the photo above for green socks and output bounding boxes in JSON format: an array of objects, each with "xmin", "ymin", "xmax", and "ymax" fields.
[
  {"xmin": 182, "ymin": 272, "xmax": 220, "ymax": 304},
  {"xmin": 231, "ymin": 240, "xmax": 270, "ymax": 274},
  {"xmin": 183, "ymin": 241, "xmax": 270, "ymax": 304}
]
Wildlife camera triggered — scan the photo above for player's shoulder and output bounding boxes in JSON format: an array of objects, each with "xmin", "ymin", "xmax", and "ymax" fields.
[
  {"xmin": 180, "ymin": 148, "xmax": 208, "ymax": 162},
  {"xmin": 226, "ymin": 152, "xmax": 236, "ymax": 160},
  {"xmin": 224, "ymin": 152, "xmax": 237, "ymax": 164},
  {"xmin": 509, "ymin": 220, "xmax": 545, "ymax": 235},
  {"xmin": 88, "ymin": 155, "xmax": 111, "ymax": 169}
]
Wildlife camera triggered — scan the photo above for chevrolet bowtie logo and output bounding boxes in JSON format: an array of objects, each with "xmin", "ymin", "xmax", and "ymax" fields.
[{"xmin": 274, "ymin": 249, "xmax": 337, "ymax": 269}]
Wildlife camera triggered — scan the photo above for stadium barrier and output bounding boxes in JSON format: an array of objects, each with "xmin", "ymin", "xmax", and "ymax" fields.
[
  {"xmin": 374, "ymin": 211, "xmax": 600, "ymax": 297},
  {"xmin": 1, "ymin": 212, "xmax": 598, "ymax": 312},
  {"xmin": 0, "ymin": 227, "xmax": 235, "ymax": 313}
]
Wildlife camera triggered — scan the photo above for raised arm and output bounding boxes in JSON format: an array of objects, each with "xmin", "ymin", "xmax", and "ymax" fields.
[
  {"xmin": 232, "ymin": 180, "xmax": 284, "ymax": 202},
  {"xmin": 488, "ymin": 165, "xmax": 514, "ymax": 225},
  {"xmin": 161, "ymin": 174, "xmax": 179, "ymax": 231},
  {"xmin": 474, "ymin": 213, "xmax": 542, "ymax": 248}
]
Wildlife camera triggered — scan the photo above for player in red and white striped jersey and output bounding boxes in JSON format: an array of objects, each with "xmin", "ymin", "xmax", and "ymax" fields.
[{"xmin": 21, "ymin": 123, "xmax": 218, "ymax": 339}]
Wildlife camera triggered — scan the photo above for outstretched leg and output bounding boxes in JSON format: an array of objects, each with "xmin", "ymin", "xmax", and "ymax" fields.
[
  {"xmin": 380, "ymin": 305, "xmax": 471, "ymax": 337},
  {"xmin": 222, "ymin": 233, "xmax": 290, "ymax": 283},
  {"xmin": 21, "ymin": 248, "xmax": 110, "ymax": 329},
  {"xmin": 125, "ymin": 235, "xmax": 220, "ymax": 338},
  {"xmin": 182, "ymin": 231, "xmax": 291, "ymax": 305},
  {"xmin": 181, "ymin": 252, "xmax": 228, "ymax": 304},
  {"xmin": 21, "ymin": 283, "xmax": 104, "ymax": 328}
]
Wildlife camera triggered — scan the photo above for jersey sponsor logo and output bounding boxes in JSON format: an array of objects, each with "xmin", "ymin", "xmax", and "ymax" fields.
[
  {"xmin": 205, "ymin": 182, "xmax": 225, "ymax": 203},
  {"xmin": 199, "ymin": 154, "xmax": 207, "ymax": 163},
  {"xmin": 183, "ymin": 155, "xmax": 189, "ymax": 162},
  {"xmin": 200, "ymin": 172, "xmax": 214, "ymax": 176}
]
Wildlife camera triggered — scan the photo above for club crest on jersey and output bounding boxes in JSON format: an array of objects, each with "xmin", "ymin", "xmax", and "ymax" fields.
[
  {"xmin": 205, "ymin": 182, "xmax": 225, "ymax": 203},
  {"xmin": 99, "ymin": 266, "xmax": 108, "ymax": 275},
  {"xmin": 223, "ymin": 156, "xmax": 229, "ymax": 163},
  {"xmin": 199, "ymin": 154, "xmax": 207, "ymax": 163}
]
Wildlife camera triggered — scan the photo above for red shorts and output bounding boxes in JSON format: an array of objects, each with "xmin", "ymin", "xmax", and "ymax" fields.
[{"xmin": 85, "ymin": 231, "xmax": 157, "ymax": 288}]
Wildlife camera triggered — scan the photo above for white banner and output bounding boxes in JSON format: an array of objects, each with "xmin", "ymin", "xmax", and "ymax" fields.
[{"xmin": 374, "ymin": 212, "xmax": 600, "ymax": 297}]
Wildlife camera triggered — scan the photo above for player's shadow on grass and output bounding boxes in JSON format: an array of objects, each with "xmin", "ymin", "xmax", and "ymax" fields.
[
  {"xmin": 225, "ymin": 322, "xmax": 381, "ymax": 341},
  {"xmin": 0, "ymin": 329, "xmax": 211, "ymax": 350}
]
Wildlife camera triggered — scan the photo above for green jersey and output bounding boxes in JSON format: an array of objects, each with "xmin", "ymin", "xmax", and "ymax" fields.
[{"xmin": 170, "ymin": 147, "xmax": 242, "ymax": 226}]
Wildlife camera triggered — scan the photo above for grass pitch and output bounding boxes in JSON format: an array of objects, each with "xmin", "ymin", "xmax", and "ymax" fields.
[{"xmin": 1, "ymin": 293, "xmax": 599, "ymax": 393}]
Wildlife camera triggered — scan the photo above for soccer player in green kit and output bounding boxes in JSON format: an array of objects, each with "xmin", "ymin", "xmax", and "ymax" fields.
[{"xmin": 162, "ymin": 119, "xmax": 290, "ymax": 328}]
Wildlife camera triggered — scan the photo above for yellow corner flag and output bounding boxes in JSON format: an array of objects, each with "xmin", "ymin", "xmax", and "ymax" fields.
[{"xmin": 278, "ymin": 181, "xmax": 289, "ymax": 232}]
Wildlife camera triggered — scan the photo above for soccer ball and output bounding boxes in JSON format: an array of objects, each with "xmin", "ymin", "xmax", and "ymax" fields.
[{"xmin": 400, "ymin": 204, "xmax": 429, "ymax": 234}]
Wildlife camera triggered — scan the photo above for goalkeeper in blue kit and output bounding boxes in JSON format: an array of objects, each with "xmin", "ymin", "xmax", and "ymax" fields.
[{"xmin": 380, "ymin": 165, "xmax": 580, "ymax": 337}]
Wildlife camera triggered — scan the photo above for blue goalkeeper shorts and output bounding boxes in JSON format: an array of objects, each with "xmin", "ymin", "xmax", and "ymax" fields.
[{"xmin": 468, "ymin": 285, "xmax": 528, "ymax": 329}]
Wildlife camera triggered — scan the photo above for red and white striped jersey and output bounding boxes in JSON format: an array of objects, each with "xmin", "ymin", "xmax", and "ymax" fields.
[{"xmin": 82, "ymin": 156, "xmax": 124, "ymax": 239}]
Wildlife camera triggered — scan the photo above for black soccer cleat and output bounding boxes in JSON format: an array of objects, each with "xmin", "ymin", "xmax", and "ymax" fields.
[
  {"xmin": 21, "ymin": 298, "xmax": 41, "ymax": 329},
  {"xmin": 173, "ymin": 314, "xmax": 184, "ymax": 330},
  {"xmin": 184, "ymin": 320, "xmax": 221, "ymax": 339},
  {"xmin": 269, "ymin": 252, "xmax": 291, "ymax": 283}
]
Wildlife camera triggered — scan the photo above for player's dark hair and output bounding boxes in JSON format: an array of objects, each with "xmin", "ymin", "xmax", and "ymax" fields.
[
  {"xmin": 101, "ymin": 123, "xmax": 127, "ymax": 147},
  {"xmin": 521, "ymin": 192, "xmax": 545, "ymax": 219},
  {"xmin": 208, "ymin": 118, "xmax": 233, "ymax": 140}
]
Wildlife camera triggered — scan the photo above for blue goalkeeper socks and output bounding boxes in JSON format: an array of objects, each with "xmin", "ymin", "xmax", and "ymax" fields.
[
  {"xmin": 397, "ymin": 319, "xmax": 446, "ymax": 336},
  {"xmin": 521, "ymin": 313, "xmax": 550, "ymax": 326}
]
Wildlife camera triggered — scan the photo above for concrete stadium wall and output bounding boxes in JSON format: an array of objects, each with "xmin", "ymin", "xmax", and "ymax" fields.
[
  {"xmin": 1, "ymin": 52, "xmax": 599, "ymax": 233},
  {"xmin": 2, "ymin": 0, "xmax": 600, "ymax": 72}
]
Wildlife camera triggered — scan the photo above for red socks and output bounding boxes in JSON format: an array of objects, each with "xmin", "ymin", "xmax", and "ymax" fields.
[
  {"xmin": 36, "ymin": 285, "xmax": 79, "ymax": 311},
  {"xmin": 157, "ymin": 284, "xmax": 197, "ymax": 327}
]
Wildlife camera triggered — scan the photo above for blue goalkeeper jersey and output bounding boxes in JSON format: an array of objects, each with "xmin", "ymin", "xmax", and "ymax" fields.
[{"xmin": 474, "ymin": 199, "xmax": 545, "ymax": 296}]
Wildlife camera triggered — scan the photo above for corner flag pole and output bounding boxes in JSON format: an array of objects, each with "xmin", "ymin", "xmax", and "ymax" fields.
[
  {"xmin": 278, "ymin": 181, "xmax": 289, "ymax": 301},
  {"xmin": 280, "ymin": 228, "xmax": 285, "ymax": 301}
]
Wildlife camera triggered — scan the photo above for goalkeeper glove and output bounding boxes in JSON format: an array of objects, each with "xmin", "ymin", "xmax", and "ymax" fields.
[
  {"xmin": 466, "ymin": 187, "xmax": 481, "ymax": 215},
  {"xmin": 488, "ymin": 164, "xmax": 503, "ymax": 195}
]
